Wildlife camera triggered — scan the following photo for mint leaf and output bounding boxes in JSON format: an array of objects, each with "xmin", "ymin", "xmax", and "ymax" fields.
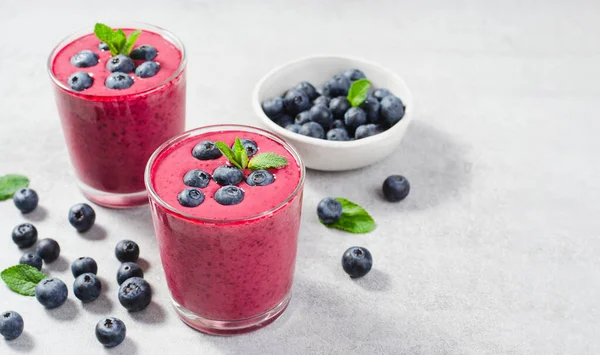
[
  {"xmin": 215, "ymin": 141, "xmax": 242, "ymax": 169},
  {"xmin": 347, "ymin": 79, "xmax": 371, "ymax": 107},
  {"xmin": 113, "ymin": 29, "xmax": 127, "ymax": 54},
  {"xmin": 322, "ymin": 198, "xmax": 376, "ymax": 233},
  {"xmin": 248, "ymin": 153, "xmax": 288, "ymax": 170},
  {"xmin": 94, "ymin": 23, "xmax": 118, "ymax": 55},
  {"xmin": 123, "ymin": 29, "xmax": 141, "ymax": 55},
  {"xmin": 0, "ymin": 174, "xmax": 29, "ymax": 201},
  {"xmin": 233, "ymin": 138, "xmax": 248, "ymax": 169},
  {"xmin": 1, "ymin": 265, "xmax": 47, "ymax": 296}
]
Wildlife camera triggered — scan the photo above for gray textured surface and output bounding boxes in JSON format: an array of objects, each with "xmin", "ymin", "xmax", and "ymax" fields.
[{"xmin": 1, "ymin": 0, "xmax": 599, "ymax": 354}]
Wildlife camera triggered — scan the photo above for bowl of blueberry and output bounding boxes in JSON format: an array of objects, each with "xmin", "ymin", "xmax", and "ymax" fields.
[{"xmin": 253, "ymin": 56, "xmax": 413, "ymax": 171}]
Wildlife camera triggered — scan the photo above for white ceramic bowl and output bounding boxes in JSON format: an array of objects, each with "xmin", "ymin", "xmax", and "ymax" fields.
[{"xmin": 252, "ymin": 55, "xmax": 413, "ymax": 171}]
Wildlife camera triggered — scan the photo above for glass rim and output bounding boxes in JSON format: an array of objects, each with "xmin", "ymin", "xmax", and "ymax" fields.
[
  {"xmin": 46, "ymin": 21, "xmax": 187, "ymax": 99},
  {"xmin": 144, "ymin": 124, "xmax": 306, "ymax": 224}
]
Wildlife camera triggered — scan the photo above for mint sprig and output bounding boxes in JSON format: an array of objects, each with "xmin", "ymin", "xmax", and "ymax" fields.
[
  {"xmin": 247, "ymin": 153, "xmax": 288, "ymax": 170},
  {"xmin": 94, "ymin": 23, "xmax": 141, "ymax": 56},
  {"xmin": 321, "ymin": 198, "xmax": 376, "ymax": 233},
  {"xmin": 0, "ymin": 174, "xmax": 29, "ymax": 201},
  {"xmin": 215, "ymin": 138, "xmax": 288, "ymax": 170},
  {"xmin": 347, "ymin": 79, "xmax": 371, "ymax": 107},
  {"xmin": 1, "ymin": 264, "xmax": 47, "ymax": 296}
]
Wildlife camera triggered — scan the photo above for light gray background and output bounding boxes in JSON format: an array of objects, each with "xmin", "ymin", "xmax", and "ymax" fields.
[{"xmin": 1, "ymin": 0, "xmax": 599, "ymax": 354}]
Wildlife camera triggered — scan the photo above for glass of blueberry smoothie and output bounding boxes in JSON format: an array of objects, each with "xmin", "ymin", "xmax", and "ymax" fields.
[
  {"xmin": 47, "ymin": 23, "xmax": 186, "ymax": 208},
  {"xmin": 145, "ymin": 124, "xmax": 305, "ymax": 335}
]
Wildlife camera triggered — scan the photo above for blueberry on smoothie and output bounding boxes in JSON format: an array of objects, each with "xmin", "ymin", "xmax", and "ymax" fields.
[
  {"xmin": 96, "ymin": 317, "xmax": 126, "ymax": 348},
  {"xmin": 309, "ymin": 105, "xmax": 333, "ymax": 128},
  {"xmin": 235, "ymin": 138, "xmax": 258, "ymax": 157},
  {"xmin": 373, "ymin": 88, "xmax": 392, "ymax": 101},
  {"xmin": 98, "ymin": 42, "xmax": 109, "ymax": 51},
  {"xmin": 73, "ymin": 273, "xmax": 102, "ymax": 303},
  {"xmin": 35, "ymin": 278, "xmax": 68, "ymax": 309},
  {"xmin": 12, "ymin": 223, "xmax": 37, "ymax": 248},
  {"xmin": 192, "ymin": 140, "xmax": 222, "ymax": 160},
  {"xmin": 135, "ymin": 61, "xmax": 160, "ymax": 78},
  {"xmin": 213, "ymin": 166, "xmax": 244, "ymax": 186},
  {"xmin": 215, "ymin": 186, "xmax": 245, "ymax": 205},
  {"xmin": 299, "ymin": 122, "xmax": 325, "ymax": 139},
  {"xmin": 19, "ymin": 253, "xmax": 43, "ymax": 271},
  {"xmin": 284, "ymin": 89, "xmax": 311, "ymax": 115},
  {"xmin": 36, "ymin": 239, "xmax": 60, "ymax": 263},
  {"xmin": 117, "ymin": 262, "xmax": 144, "ymax": 286},
  {"xmin": 341, "ymin": 246, "xmax": 373, "ymax": 278},
  {"xmin": 71, "ymin": 257, "xmax": 98, "ymax": 277},
  {"xmin": 246, "ymin": 170, "xmax": 275, "ymax": 186},
  {"xmin": 285, "ymin": 124, "xmax": 302, "ymax": 133},
  {"xmin": 0, "ymin": 311, "xmax": 24, "ymax": 340},
  {"xmin": 177, "ymin": 188, "xmax": 205, "ymax": 207},
  {"xmin": 262, "ymin": 97, "xmax": 285, "ymax": 119},
  {"xmin": 326, "ymin": 128, "xmax": 350, "ymax": 141},
  {"xmin": 67, "ymin": 72, "xmax": 94, "ymax": 92},
  {"xmin": 380, "ymin": 96, "xmax": 405, "ymax": 127},
  {"xmin": 118, "ymin": 277, "xmax": 152, "ymax": 312},
  {"xmin": 274, "ymin": 114, "xmax": 294, "ymax": 128},
  {"xmin": 313, "ymin": 95, "xmax": 330, "ymax": 107},
  {"xmin": 183, "ymin": 169, "xmax": 211, "ymax": 188},
  {"xmin": 355, "ymin": 124, "xmax": 381, "ymax": 139},
  {"xmin": 70, "ymin": 50, "xmax": 99, "ymax": 68},
  {"xmin": 105, "ymin": 54, "xmax": 135, "ymax": 73},
  {"xmin": 344, "ymin": 107, "xmax": 368, "ymax": 132},
  {"xmin": 130, "ymin": 44, "xmax": 158, "ymax": 61},
  {"xmin": 13, "ymin": 188, "xmax": 38, "ymax": 213},
  {"xmin": 322, "ymin": 74, "xmax": 351, "ymax": 97},
  {"xmin": 115, "ymin": 240, "xmax": 140, "ymax": 263},
  {"xmin": 360, "ymin": 94, "xmax": 381, "ymax": 123},
  {"xmin": 295, "ymin": 111, "xmax": 312, "ymax": 125},
  {"xmin": 68, "ymin": 203, "xmax": 96, "ymax": 232},
  {"xmin": 329, "ymin": 96, "xmax": 351, "ymax": 120},
  {"xmin": 317, "ymin": 197, "xmax": 343, "ymax": 224},
  {"xmin": 342, "ymin": 68, "xmax": 366, "ymax": 81},
  {"xmin": 382, "ymin": 175, "xmax": 410, "ymax": 202},
  {"xmin": 105, "ymin": 72, "xmax": 134, "ymax": 90},
  {"xmin": 295, "ymin": 81, "xmax": 319, "ymax": 100},
  {"xmin": 330, "ymin": 119, "xmax": 346, "ymax": 130}
]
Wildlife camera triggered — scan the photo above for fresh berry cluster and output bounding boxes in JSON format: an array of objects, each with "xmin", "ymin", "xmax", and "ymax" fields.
[{"xmin": 262, "ymin": 69, "xmax": 406, "ymax": 141}]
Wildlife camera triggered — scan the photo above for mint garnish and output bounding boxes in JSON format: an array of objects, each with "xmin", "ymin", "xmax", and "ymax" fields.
[
  {"xmin": 1, "ymin": 264, "xmax": 47, "ymax": 296},
  {"xmin": 94, "ymin": 23, "xmax": 141, "ymax": 56},
  {"xmin": 347, "ymin": 79, "xmax": 371, "ymax": 107},
  {"xmin": 214, "ymin": 141, "xmax": 243, "ymax": 169},
  {"xmin": 322, "ymin": 198, "xmax": 376, "ymax": 233},
  {"xmin": 247, "ymin": 153, "xmax": 288, "ymax": 170},
  {"xmin": 0, "ymin": 174, "xmax": 29, "ymax": 201},
  {"xmin": 215, "ymin": 138, "xmax": 288, "ymax": 170}
]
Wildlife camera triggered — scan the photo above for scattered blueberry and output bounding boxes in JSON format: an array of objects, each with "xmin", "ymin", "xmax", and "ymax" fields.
[
  {"xmin": 329, "ymin": 96, "xmax": 351, "ymax": 120},
  {"xmin": 13, "ymin": 188, "xmax": 38, "ymax": 213},
  {"xmin": 105, "ymin": 72, "xmax": 134, "ymax": 90},
  {"xmin": 67, "ymin": 72, "xmax": 93, "ymax": 92},
  {"xmin": 192, "ymin": 140, "xmax": 222, "ymax": 160},
  {"xmin": 246, "ymin": 170, "xmax": 275, "ymax": 186},
  {"xmin": 117, "ymin": 262, "xmax": 144, "ymax": 286},
  {"xmin": 360, "ymin": 94, "xmax": 381, "ymax": 123},
  {"xmin": 295, "ymin": 81, "xmax": 319, "ymax": 100},
  {"xmin": 341, "ymin": 246, "xmax": 373, "ymax": 278},
  {"xmin": 36, "ymin": 239, "xmax": 60, "ymax": 263},
  {"xmin": 330, "ymin": 119, "xmax": 346, "ymax": 130},
  {"xmin": 98, "ymin": 42, "xmax": 109, "ymax": 51},
  {"xmin": 19, "ymin": 253, "xmax": 43, "ymax": 271},
  {"xmin": 284, "ymin": 89, "xmax": 311, "ymax": 115},
  {"xmin": 105, "ymin": 54, "xmax": 135, "ymax": 73},
  {"xmin": 322, "ymin": 74, "xmax": 351, "ymax": 97},
  {"xmin": 299, "ymin": 122, "xmax": 325, "ymax": 139},
  {"xmin": 326, "ymin": 128, "xmax": 350, "ymax": 141},
  {"xmin": 118, "ymin": 277, "xmax": 152, "ymax": 312},
  {"xmin": 355, "ymin": 124, "xmax": 381, "ymax": 139},
  {"xmin": 373, "ymin": 88, "xmax": 392, "ymax": 101},
  {"xmin": 382, "ymin": 175, "xmax": 410, "ymax": 202},
  {"xmin": 71, "ymin": 257, "xmax": 98, "ymax": 277},
  {"xmin": 68, "ymin": 203, "xmax": 96, "ymax": 232},
  {"xmin": 213, "ymin": 166, "xmax": 244, "ymax": 186},
  {"xmin": 237, "ymin": 138, "xmax": 258, "ymax": 157},
  {"xmin": 177, "ymin": 188, "xmax": 205, "ymax": 207},
  {"xmin": 0, "ymin": 311, "xmax": 24, "ymax": 340},
  {"xmin": 215, "ymin": 185, "xmax": 245, "ymax": 205},
  {"xmin": 183, "ymin": 169, "xmax": 211, "ymax": 188},
  {"xmin": 135, "ymin": 61, "xmax": 160, "ymax": 78},
  {"xmin": 262, "ymin": 97, "xmax": 285, "ymax": 119},
  {"xmin": 295, "ymin": 111, "xmax": 312, "ymax": 125},
  {"xmin": 309, "ymin": 105, "xmax": 333, "ymax": 128},
  {"xmin": 274, "ymin": 114, "xmax": 294, "ymax": 128},
  {"xmin": 115, "ymin": 240, "xmax": 140, "ymax": 263},
  {"xmin": 11, "ymin": 223, "xmax": 37, "ymax": 248},
  {"xmin": 73, "ymin": 273, "xmax": 102, "ymax": 303},
  {"xmin": 96, "ymin": 317, "xmax": 126, "ymax": 348},
  {"xmin": 344, "ymin": 107, "xmax": 368, "ymax": 132},
  {"xmin": 35, "ymin": 278, "xmax": 68, "ymax": 309},
  {"xmin": 70, "ymin": 50, "xmax": 99, "ymax": 68},
  {"xmin": 317, "ymin": 197, "xmax": 343, "ymax": 224},
  {"xmin": 285, "ymin": 124, "xmax": 302, "ymax": 133},
  {"xmin": 342, "ymin": 69, "xmax": 366, "ymax": 81},
  {"xmin": 313, "ymin": 95, "xmax": 330, "ymax": 107},
  {"xmin": 130, "ymin": 44, "xmax": 158, "ymax": 61},
  {"xmin": 380, "ymin": 95, "xmax": 405, "ymax": 127}
]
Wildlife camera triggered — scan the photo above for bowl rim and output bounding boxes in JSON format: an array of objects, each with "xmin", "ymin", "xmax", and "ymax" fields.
[{"xmin": 252, "ymin": 54, "xmax": 413, "ymax": 148}]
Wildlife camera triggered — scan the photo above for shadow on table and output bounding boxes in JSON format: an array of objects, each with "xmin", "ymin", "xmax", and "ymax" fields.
[
  {"xmin": 45, "ymin": 255, "xmax": 69, "ymax": 273},
  {"xmin": 45, "ymin": 298, "xmax": 79, "ymax": 321},
  {"xmin": 105, "ymin": 337, "xmax": 138, "ymax": 355},
  {"xmin": 83, "ymin": 292, "xmax": 114, "ymax": 314},
  {"xmin": 22, "ymin": 205, "xmax": 48, "ymax": 222},
  {"xmin": 129, "ymin": 301, "xmax": 167, "ymax": 325},
  {"xmin": 79, "ymin": 224, "xmax": 107, "ymax": 241}
]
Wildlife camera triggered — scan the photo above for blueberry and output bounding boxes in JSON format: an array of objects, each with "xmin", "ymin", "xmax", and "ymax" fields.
[
  {"xmin": 313, "ymin": 96, "xmax": 330, "ymax": 107},
  {"xmin": 192, "ymin": 140, "xmax": 222, "ymax": 160},
  {"xmin": 71, "ymin": 257, "xmax": 98, "ymax": 277},
  {"xmin": 118, "ymin": 277, "xmax": 152, "ymax": 312},
  {"xmin": 73, "ymin": 273, "xmax": 102, "ymax": 303},
  {"xmin": 274, "ymin": 114, "xmax": 294, "ymax": 128},
  {"xmin": 299, "ymin": 122, "xmax": 325, "ymax": 139},
  {"xmin": 68, "ymin": 203, "xmax": 96, "ymax": 232},
  {"xmin": 215, "ymin": 185, "xmax": 245, "ymax": 205},
  {"xmin": 235, "ymin": 138, "xmax": 258, "ymax": 157},
  {"xmin": 380, "ymin": 96, "xmax": 405, "ymax": 127},
  {"xmin": 285, "ymin": 124, "xmax": 302, "ymax": 133},
  {"xmin": 317, "ymin": 197, "xmax": 343, "ymax": 224},
  {"xmin": 322, "ymin": 74, "xmax": 351, "ymax": 97},
  {"xmin": 360, "ymin": 95, "xmax": 381, "ymax": 123},
  {"xmin": 19, "ymin": 253, "xmax": 43, "ymax": 271},
  {"xmin": 382, "ymin": 175, "xmax": 410, "ymax": 202},
  {"xmin": 135, "ymin": 61, "xmax": 160, "ymax": 78},
  {"xmin": 105, "ymin": 72, "xmax": 134, "ymax": 90},
  {"xmin": 35, "ymin": 278, "xmax": 68, "ymax": 309},
  {"xmin": 246, "ymin": 170, "xmax": 275, "ymax": 186},
  {"xmin": 309, "ymin": 105, "xmax": 333, "ymax": 128},
  {"xmin": 0, "ymin": 311, "xmax": 24, "ymax": 340},
  {"xmin": 330, "ymin": 119, "xmax": 346, "ymax": 130},
  {"xmin": 130, "ymin": 44, "xmax": 158, "ymax": 61},
  {"xmin": 329, "ymin": 96, "xmax": 351, "ymax": 120},
  {"xmin": 13, "ymin": 188, "xmax": 38, "ymax": 213},
  {"xmin": 295, "ymin": 111, "xmax": 312, "ymax": 125},
  {"xmin": 326, "ymin": 128, "xmax": 350, "ymax": 141},
  {"xmin": 115, "ymin": 240, "xmax": 140, "ymax": 263},
  {"xmin": 213, "ymin": 166, "xmax": 244, "ymax": 186},
  {"xmin": 70, "ymin": 50, "xmax": 99, "ymax": 68},
  {"xmin": 295, "ymin": 81, "xmax": 319, "ymax": 100},
  {"xmin": 11, "ymin": 223, "xmax": 37, "ymax": 248},
  {"xmin": 342, "ymin": 69, "xmax": 366, "ymax": 81},
  {"xmin": 373, "ymin": 88, "xmax": 392, "ymax": 101},
  {"xmin": 177, "ymin": 188, "xmax": 205, "ymax": 207},
  {"xmin": 99, "ymin": 42, "xmax": 109, "ymax": 51},
  {"xmin": 117, "ymin": 262, "xmax": 144, "ymax": 285},
  {"xmin": 96, "ymin": 317, "xmax": 126, "ymax": 348},
  {"xmin": 344, "ymin": 107, "xmax": 368, "ymax": 132},
  {"xmin": 67, "ymin": 72, "xmax": 94, "ymax": 92},
  {"xmin": 355, "ymin": 124, "xmax": 381, "ymax": 139},
  {"xmin": 36, "ymin": 239, "xmax": 60, "ymax": 263},
  {"xmin": 105, "ymin": 54, "xmax": 135, "ymax": 73},
  {"xmin": 262, "ymin": 97, "xmax": 285, "ymax": 119},
  {"xmin": 284, "ymin": 89, "xmax": 311, "ymax": 115},
  {"xmin": 182, "ymin": 170, "xmax": 211, "ymax": 189},
  {"xmin": 342, "ymin": 246, "xmax": 373, "ymax": 278}
]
